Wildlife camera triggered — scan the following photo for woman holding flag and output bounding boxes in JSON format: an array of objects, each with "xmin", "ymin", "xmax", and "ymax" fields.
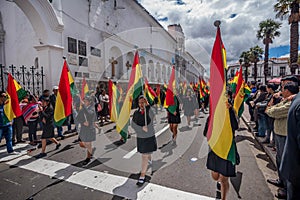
[{"xmin": 131, "ymin": 95, "xmax": 157, "ymax": 186}]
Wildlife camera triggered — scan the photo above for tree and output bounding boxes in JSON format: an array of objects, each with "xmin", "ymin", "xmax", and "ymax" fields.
[
  {"xmin": 257, "ymin": 19, "xmax": 281, "ymax": 83},
  {"xmin": 274, "ymin": 0, "xmax": 300, "ymax": 75},
  {"xmin": 239, "ymin": 51, "xmax": 251, "ymax": 83},
  {"xmin": 249, "ymin": 46, "xmax": 264, "ymax": 82}
]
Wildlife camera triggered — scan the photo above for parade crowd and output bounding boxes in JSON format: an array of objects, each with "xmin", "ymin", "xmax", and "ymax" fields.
[{"xmin": 0, "ymin": 74, "xmax": 299, "ymax": 200}]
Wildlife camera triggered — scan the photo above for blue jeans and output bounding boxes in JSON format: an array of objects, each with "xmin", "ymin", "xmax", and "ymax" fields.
[
  {"xmin": 0, "ymin": 125, "xmax": 14, "ymax": 153},
  {"xmin": 257, "ymin": 114, "xmax": 267, "ymax": 137}
]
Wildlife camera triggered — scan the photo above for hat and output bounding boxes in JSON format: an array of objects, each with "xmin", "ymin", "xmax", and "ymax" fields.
[
  {"xmin": 53, "ymin": 86, "xmax": 59, "ymax": 90},
  {"xmin": 281, "ymin": 75, "xmax": 298, "ymax": 83},
  {"xmin": 42, "ymin": 96, "xmax": 50, "ymax": 101},
  {"xmin": 138, "ymin": 95, "xmax": 146, "ymax": 100}
]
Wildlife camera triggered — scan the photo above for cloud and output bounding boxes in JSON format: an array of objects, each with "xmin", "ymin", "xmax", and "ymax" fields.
[{"xmin": 138, "ymin": 0, "xmax": 289, "ymax": 74}]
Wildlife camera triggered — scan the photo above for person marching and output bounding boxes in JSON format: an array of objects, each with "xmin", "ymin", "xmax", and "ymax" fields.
[
  {"xmin": 131, "ymin": 95, "xmax": 157, "ymax": 186},
  {"xmin": 203, "ymin": 91, "xmax": 239, "ymax": 200},
  {"xmin": 76, "ymin": 96, "xmax": 97, "ymax": 166},
  {"xmin": 167, "ymin": 94, "xmax": 181, "ymax": 145},
  {"xmin": 35, "ymin": 96, "xmax": 61, "ymax": 158}
]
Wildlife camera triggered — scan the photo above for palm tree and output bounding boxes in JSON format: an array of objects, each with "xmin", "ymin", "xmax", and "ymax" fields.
[
  {"xmin": 239, "ymin": 51, "xmax": 251, "ymax": 83},
  {"xmin": 249, "ymin": 46, "xmax": 264, "ymax": 82},
  {"xmin": 257, "ymin": 19, "xmax": 281, "ymax": 83},
  {"xmin": 274, "ymin": 0, "xmax": 300, "ymax": 74}
]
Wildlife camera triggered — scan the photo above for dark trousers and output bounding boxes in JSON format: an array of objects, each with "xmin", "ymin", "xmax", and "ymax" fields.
[
  {"xmin": 287, "ymin": 180, "xmax": 300, "ymax": 200},
  {"xmin": 28, "ymin": 120, "xmax": 38, "ymax": 142},
  {"xmin": 12, "ymin": 116, "xmax": 24, "ymax": 142}
]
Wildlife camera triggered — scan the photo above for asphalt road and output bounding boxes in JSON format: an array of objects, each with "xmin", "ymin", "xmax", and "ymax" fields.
[{"xmin": 0, "ymin": 109, "xmax": 278, "ymax": 200}]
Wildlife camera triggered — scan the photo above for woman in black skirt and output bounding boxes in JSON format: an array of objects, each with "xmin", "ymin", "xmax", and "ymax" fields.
[
  {"xmin": 203, "ymin": 93, "xmax": 239, "ymax": 200},
  {"xmin": 132, "ymin": 95, "xmax": 157, "ymax": 186},
  {"xmin": 167, "ymin": 95, "xmax": 181, "ymax": 145},
  {"xmin": 76, "ymin": 96, "xmax": 97, "ymax": 165},
  {"xmin": 35, "ymin": 97, "xmax": 61, "ymax": 158}
]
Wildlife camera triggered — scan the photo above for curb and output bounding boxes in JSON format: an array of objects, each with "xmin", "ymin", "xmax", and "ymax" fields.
[{"xmin": 241, "ymin": 115, "xmax": 276, "ymax": 166}]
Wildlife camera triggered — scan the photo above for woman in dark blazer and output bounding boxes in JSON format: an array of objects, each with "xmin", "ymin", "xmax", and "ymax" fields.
[
  {"xmin": 132, "ymin": 95, "xmax": 157, "ymax": 186},
  {"xmin": 35, "ymin": 97, "xmax": 61, "ymax": 158}
]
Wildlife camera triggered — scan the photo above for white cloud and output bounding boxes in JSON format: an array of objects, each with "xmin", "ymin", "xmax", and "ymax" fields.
[{"xmin": 139, "ymin": 0, "xmax": 290, "ymax": 74}]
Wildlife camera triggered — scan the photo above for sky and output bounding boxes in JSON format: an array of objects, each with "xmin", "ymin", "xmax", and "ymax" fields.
[{"xmin": 138, "ymin": 0, "xmax": 294, "ymax": 73}]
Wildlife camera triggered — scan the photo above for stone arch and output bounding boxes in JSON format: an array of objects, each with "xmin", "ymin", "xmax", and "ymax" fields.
[
  {"xmin": 140, "ymin": 56, "xmax": 146, "ymax": 78},
  {"xmin": 11, "ymin": 0, "xmax": 64, "ymax": 89},
  {"xmin": 109, "ymin": 46, "xmax": 123, "ymax": 80},
  {"xmin": 14, "ymin": 0, "xmax": 63, "ymax": 44},
  {"xmin": 156, "ymin": 62, "xmax": 161, "ymax": 82},
  {"xmin": 125, "ymin": 51, "xmax": 134, "ymax": 79},
  {"xmin": 148, "ymin": 60, "xmax": 154, "ymax": 82}
]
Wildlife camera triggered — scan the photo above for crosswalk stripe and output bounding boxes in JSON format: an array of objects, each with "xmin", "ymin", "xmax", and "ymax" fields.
[
  {"xmin": 6, "ymin": 155, "xmax": 214, "ymax": 200},
  {"xmin": 123, "ymin": 114, "xmax": 184, "ymax": 159}
]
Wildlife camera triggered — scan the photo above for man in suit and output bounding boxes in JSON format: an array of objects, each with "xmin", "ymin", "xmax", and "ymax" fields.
[{"xmin": 280, "ymin": 84, "xmax": 300, "ymax": 200}]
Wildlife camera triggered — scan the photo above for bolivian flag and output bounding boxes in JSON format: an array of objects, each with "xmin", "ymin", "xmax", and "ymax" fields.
[
  {"xmin": 116, "ymin": 50, "xmax": 143, "ymax": 141},
  {"xmin": 144, "ymin": 78, "xmax": 157, "ymax": 105},
  {"xmin": 207, "ymin": 26, "xmax": 236, "ymax": 165},
  {"xmin": 81, "ymin": 76, "xmax": 89, "ymax": 99},
  {"xmin": 165, "ymin": 66, "xmax": 177, "ymax": 114},
  {"xmin": 54, "ymin": 61, "xmax": 73, "ymax": 126},
  {"xmin": 108, "ymin": 80, "xmax": 120, "ymax": 122},
  {"xmin": 234, "ymin": 67, "xmax": 251, "ymax": 117},
  {"xmin": 3, "ymin": 73, "xmax": 23, "ymax": 123}
]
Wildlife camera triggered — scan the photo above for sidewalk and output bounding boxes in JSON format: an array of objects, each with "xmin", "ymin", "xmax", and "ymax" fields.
[{"xmin": 241, "ymin": 106, "xmax": 276, "ymax": 166}]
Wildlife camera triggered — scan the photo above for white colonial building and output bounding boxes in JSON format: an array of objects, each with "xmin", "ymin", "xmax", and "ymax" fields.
[
  {"xmin": 228, "ymin": 57, "xmax": 299, "ymax": 84},
  {"xmin": 0, "ymin": 0, "xmax": 204, "ymax": 94}
]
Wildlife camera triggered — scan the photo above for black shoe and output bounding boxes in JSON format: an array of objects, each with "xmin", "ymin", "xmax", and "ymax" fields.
[
  {"xmin": 55, "ymin": 143, "xmax": 61, "ymax": 150},
  {"xmin": 136, "ymin": 178, "xmax": 145, "ymax": 187},
  {"xmin": 262, "ymin": 139, "xmax": 270, "ymax": 144},
  {"xmin": 216, "ymin": 191, "xmax": 221, "ymax": 199},
  {"xmin": 275, "ymin": 188, "xmax": 287, "ymax": 199},
  {"xmin": 82, "ymin": 158, "xmax": 91, "ymax": 166},
  {"xmin": 216, "ymin": 182, "xmax": 221, "ymax": 190},
  {"xmin": 35, "ymin": 153, "xmax": 47, "ymax": 159},
  {"xmin": 267, "ymin": 179, "xmax": 284, "ymax": 188},
  {"xmin": 59, "ymin": 135, "xmax": 65, "ymax": 140},
  {"xmin": 17, "ymin": 140, "xmax": 26, "ymax": 143}
]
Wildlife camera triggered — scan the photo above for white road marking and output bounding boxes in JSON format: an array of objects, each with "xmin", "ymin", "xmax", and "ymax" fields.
[
  {"xmin": 0, "ymin": 143, "xmax": 33, "ymax": 162},
  {"xmin": 123, "ymin": 114, "xmax": 184, "ymax": 159},
  {"xmin": 6, "ymin": 155, "xmax": 214, "ymax": 200}
]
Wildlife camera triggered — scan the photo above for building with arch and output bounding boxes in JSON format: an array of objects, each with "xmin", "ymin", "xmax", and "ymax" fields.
[{"xmin": 0, "ymin": 0, "xmax": 205, "ymax": 92}]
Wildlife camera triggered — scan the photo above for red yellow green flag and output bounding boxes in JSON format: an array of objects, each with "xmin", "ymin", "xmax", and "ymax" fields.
[
  {"xmin": 166, "ymin": 66, "xmax": 175, "ymax": 106},
  {"xmin": 156, "ymin": 84, "xmax": 161, "ymax": 105},
  {"xmin": 144, "ymin": 78, "xmax": 157, "ymax": 105},
  {"xmin": 4, "ymin": 73, "xmax": 23, "ymax": 123},
  {"xmin": 207, "ymin": 26, "xmax": 236, "ymax": 165},
  {"xmin": 108, "ymin": 80, "xmax": 120, "ymax": 122},
  {"xmin": 54, "ymin": 61, "xmax": 73, "ymax": 126},
  {"xmin": 81, "ymin": 76, "xmax": 89, "ymax": 99},
  {"xmin": 233, "ymin": 66, "xmax": 244, "ymax": 117},
  {"xmin": 116, "ymin": 50, "xmax": 143, "ymax": 141}
]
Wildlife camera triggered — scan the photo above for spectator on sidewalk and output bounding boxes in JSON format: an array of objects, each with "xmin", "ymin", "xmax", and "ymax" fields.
[
  {"xmin": 0, "ymin": 91, "xmax": 14, "ymax": 153},
  {"xmin": 265, "ymin": 82, "xmax": 299, "ymax": 199},
  {"xmin": 280, "ymin": 86, "xmax": 300, "ymax": 200},
  {"xmin": 35, "ymin": 96, "xmax": 61, "ymax": 159},
  {"xmin": 27, "ymin": 95, "xmax": 41, "ymax": 145},
  {"xmin": 262, "ymin": 83, "xmax": 279, "ymax": 145},
  {"xmin": 246, "ymin": 81, "xmax": 257, "ymax": 122},
  {"xmin": 250, "ymin": 85, "xmax": 268, "ymax": 137}
]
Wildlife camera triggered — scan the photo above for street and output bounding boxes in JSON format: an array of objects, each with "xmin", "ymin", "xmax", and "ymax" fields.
[{"xmin": 0, "ymin": 109, "xmax": 278, "ymax": 200}]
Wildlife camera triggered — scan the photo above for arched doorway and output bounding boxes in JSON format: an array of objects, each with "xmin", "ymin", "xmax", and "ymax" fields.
[
  {"xmin": 109, "ymin": 46, "xmax": 123, "ymax": 81},
  {"xmin": 125, "ymin": 52, "xmax": 134, "ymax": 79}
]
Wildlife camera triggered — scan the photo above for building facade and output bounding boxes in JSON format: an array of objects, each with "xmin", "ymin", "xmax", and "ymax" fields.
[
  {"xmin": 0, "ymin": 0, "xmax": 204, "ymax": 93},
  {"xmin": 228, "ymin": 57, "xmax": 299, "ymax": 84}
]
